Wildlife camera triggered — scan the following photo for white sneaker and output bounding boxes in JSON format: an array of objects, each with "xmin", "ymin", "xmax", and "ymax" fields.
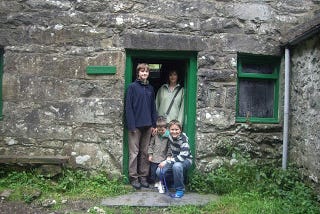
[
  {"xmin": 154, "ymin": 181, "xmax": 160, "ymax": 188},
  {"xmin": 158, "ymin": 182, "xmax": 165, "ymax": 194}
]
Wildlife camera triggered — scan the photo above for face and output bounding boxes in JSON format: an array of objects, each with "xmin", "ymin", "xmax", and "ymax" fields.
[
  {"xmin": 169, "ymin": 124, "xmax": 181, "ymax": 139},
  {"xmin": 169, "ymin": 71, "xmax": 178, "ymax": 85},
  {"xmin": 138, "ymin": 68, "xmax": 149, "ymax": 81},
  {"xmin": 157, "ymin": 125, "xmax": 167, "ymax": 136}
]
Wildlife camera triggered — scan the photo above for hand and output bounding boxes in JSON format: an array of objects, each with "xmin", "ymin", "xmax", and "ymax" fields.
[
  {"xmin": 148, "ymin": 155, "xmax": 153, "ymax": 162},
  {"xmin": 151, "ymin": 127, "xmax": 157, "ymax": 136},
  {"xmin": 158, "ymin": 161, "xmax": 167, "ymax": 168}
]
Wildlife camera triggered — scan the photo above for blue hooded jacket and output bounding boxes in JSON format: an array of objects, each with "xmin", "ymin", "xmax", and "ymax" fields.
[{"xmin": 125, "ymin": 79, "xmax": 157, "ymax": 131}]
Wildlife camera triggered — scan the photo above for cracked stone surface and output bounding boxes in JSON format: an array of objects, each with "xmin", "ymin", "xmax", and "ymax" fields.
[{"xmin": 101, "ymin": 191, "xmax": 218, "ymax": 207}]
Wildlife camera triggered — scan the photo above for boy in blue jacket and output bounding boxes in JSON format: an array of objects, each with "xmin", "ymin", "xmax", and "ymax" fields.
[{"xmin": 125, "ymin": 63, "xmax": 157, "ymax": 189}]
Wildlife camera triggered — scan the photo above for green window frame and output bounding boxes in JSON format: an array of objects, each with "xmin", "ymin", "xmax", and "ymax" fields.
[
  {"xmin": 236, "ymin": 53, "xmax": 280, "ymax": 123},
  {"xmin": 0, "ymin": 48, "xmax": 3, "ymax": 120}
]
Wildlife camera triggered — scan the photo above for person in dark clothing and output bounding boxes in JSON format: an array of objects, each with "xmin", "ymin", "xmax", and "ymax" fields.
[{"xmin": 125, "ymin": 63, "xmax": 157, "ymax": 189}]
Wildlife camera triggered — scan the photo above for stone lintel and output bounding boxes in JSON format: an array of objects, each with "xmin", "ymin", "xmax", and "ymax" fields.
[{"xmin": 123, "ymin": 31, "xmax": 206, "ymax": 51}]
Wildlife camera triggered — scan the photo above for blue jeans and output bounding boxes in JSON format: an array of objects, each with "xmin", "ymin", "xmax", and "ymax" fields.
[{"xmin": 156, "ymin": 160, "xmax": 192, "ymax": 191}]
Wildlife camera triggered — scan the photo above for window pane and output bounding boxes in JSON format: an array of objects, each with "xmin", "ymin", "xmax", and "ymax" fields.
[
  {"xmin": 238, "ymin": 79, "xmax": 274, "ymax": 118},
  {"xmin": 242, "ymin": 64, "xmax": 274, "ymax": 74}
]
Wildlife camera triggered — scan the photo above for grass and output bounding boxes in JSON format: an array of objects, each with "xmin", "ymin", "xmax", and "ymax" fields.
[
  {"xmin": 0, "ymin": 169, "xmax": 131, "ymax": 205},
  {"xmin": 187, "ymin": 156, "xmax": 320, "ymax": 214},
  {"xmin": 0, "ymin": 159, "xmax": 319, "ymax": 214}
]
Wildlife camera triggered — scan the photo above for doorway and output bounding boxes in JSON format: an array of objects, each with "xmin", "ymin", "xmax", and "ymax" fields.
[
  {"xmin": 123, "ymin": 50, "xmax": 198, "ymax": 178},
  {"xmin": 131, "ymin": 59, "xmax": 187, "ymax": 94}
]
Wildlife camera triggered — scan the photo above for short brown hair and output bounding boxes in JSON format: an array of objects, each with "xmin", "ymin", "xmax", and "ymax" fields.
[
  {"xmin": 168, "ymin": 119, "xmax": 182, "ymax": 130},
  {"xmin": 156, "ymin": 116, "xmax": 167, "ymax": 127},
  {"xmin": 136, "ymin": 63, "xmax": 149, "ymax": 76}
]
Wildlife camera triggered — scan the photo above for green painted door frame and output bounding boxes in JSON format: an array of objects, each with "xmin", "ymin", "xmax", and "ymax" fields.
[{"xmin": 123, "ymin": 49, "xmax": 198, "ymax": 179}]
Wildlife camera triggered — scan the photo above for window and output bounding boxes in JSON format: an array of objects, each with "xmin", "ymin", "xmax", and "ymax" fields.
[
  {"xmin": 236, "ymin": 53, "xmax": 280, "ymax": 123},
  {"xmin": 0, "ymin": 48, "xmax": 3, "ymax": 119}
]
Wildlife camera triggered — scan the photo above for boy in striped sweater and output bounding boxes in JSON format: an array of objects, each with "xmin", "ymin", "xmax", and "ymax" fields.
[{"xmin": 157, "ymin": 119, "xmax": 193, "ymax": 198}]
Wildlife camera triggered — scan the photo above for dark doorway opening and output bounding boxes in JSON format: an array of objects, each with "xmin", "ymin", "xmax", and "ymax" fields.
[{"xmin": 132, "ymin": 59, "xmax": 188, "ymax": 95}]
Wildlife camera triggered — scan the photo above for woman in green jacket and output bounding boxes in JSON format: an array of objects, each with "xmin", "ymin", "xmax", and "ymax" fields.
[{"xmin": 155, "ymin": 70, "xmax": 184, "ymax": 124}]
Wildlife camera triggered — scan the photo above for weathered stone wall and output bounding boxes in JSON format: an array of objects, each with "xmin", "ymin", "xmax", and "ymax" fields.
[
  {"xmin": 289, "ymin": 34, "xmax": 320, "ymax": 185},
  {"xmin": 0, "ymin": 0, "xmax": 319, "ymax": 174}
]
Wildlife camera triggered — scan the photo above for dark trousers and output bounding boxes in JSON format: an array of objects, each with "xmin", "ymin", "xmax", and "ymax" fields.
[{"xmin": 149, "ymin": 162, "xmax": 159, "ymax": 183}]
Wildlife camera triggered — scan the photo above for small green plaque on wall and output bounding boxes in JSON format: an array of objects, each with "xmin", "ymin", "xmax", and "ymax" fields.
[{"xmin": 86, "ymin": 66, "xmax": 116, "ymax": 75}]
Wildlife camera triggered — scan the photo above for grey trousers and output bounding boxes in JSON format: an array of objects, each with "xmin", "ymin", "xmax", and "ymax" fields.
[{"xmin": 128, "ymin": 126, "xmax": 151, "ymax": 181}]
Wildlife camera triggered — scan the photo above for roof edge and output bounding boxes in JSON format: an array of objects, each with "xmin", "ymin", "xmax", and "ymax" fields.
[{"xmin": 281, "ymin": 14, "xmax": 320, "ymax": 47}]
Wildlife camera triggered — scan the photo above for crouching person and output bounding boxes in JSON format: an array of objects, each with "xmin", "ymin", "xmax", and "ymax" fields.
[
  {"xmin": 148, "ymin": 116, "xmax": 170, "ymax": 193},
  {"xmin": 156, "ymin": 119, "xmax": 193, "ymax": 198}
]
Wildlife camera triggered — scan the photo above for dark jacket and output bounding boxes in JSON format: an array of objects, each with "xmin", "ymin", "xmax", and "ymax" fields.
[{"xmin": 125, "ymin": 79, "xmax": 157, "ymax": 131}]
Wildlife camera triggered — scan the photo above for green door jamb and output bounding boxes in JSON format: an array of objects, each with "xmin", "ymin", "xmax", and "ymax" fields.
[
  {"xmin": 184, "ymin": 54, "xmax": 198, "ymax": 160},
  {"xmin": 123, "ymin": 50, "xmax": 198, "ymax": 180},
  {"xmin": 123, "ymin": 52, "xmax": 133, "ymax": 182}
]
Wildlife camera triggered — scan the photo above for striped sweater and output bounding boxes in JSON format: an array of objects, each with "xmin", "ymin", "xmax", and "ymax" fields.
[{"xmin": 167, "ymin": 132, "xmax": 193, "ymax": 164}]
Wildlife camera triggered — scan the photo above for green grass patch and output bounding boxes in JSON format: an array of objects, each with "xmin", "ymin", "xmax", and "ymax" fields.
[
  {"xmin": 0, "ymin": 169, "xmax": 131, "ymax": 203},
  {"xmin": 187, "ymin": 157, "xmax": 320, "ymax": 214}
]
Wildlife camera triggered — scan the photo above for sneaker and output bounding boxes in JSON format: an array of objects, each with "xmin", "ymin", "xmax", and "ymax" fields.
[
  {"xmin": 172, "ymin": 190, "xmax": 184, "ymax": 198},
  {"xmin": 140, "ymin": 179, "xmax": 149, "ymax": 188},
  {"xmin": 131, "ymin": 180, "xmax": 141, "ymax": 189},
  {"xmin": 158, "ymin": 182, "xmax": 165, "ymax": 194},
  {"xmin": 154, "ymin": 181, "xmax": 160, "ymax": 188}
]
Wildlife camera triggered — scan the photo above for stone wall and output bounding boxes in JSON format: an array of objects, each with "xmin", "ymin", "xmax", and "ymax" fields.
[
  {"xmin": 0, "ymin": 0, "xmax": 319, "ymax": 174},
  {"xmin": 289, "ymin": 34, "xmax": 320, "ymax": 185}
]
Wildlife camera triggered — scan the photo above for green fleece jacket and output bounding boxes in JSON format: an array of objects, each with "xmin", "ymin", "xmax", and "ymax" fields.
[{"xmin": 155, "ymin": 84, "xmax": 184, "ymax": 123}]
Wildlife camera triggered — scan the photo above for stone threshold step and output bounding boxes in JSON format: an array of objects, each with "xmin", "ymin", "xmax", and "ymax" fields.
[{"xmin": 101, "ymin": 191, "xmax": 218, "ymax": 207}]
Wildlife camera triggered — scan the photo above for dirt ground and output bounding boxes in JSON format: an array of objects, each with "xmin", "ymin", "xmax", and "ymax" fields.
[
  {"xmin": 0, "ymin": 187, "xmax": 218, "ymax": 213},
  {"xmin": 0, "ymin": 199, "xmax": 98, "ymax": 214}
]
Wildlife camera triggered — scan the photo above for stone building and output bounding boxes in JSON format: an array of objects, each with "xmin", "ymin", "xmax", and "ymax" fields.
[
  {"xmin": 282, "ymin": 15, "xmax": 320, "ymax": 187},
  {"xmin": 0, "ymin": 0, "xmax": 319, "ymax": 184}
]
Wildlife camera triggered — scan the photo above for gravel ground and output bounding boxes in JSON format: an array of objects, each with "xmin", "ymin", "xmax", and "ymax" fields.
[
  {"xmin": 0, "ymin": 199, "xmax": 98, "ymax": 214},
  {"xmin": 0, "ymin": 200, "xmax": 51, "ymax": 214}
]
